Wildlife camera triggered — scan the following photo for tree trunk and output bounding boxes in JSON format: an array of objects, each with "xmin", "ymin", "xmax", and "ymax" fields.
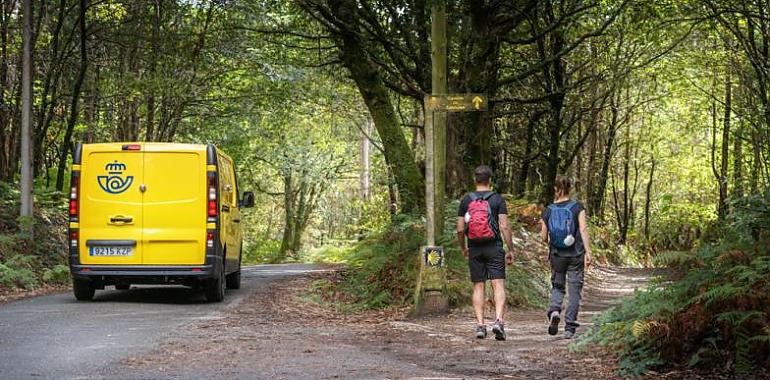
[
  {"xmin": 0, "ymin": 0, "xmax": 9, "ymax": 181},
  {"xmin": 542, "ymin": 101, "xmax": 562, "ymax": 205},
  {"xmin": 33, "ymin": 0, "xmax": 67, "ymax": 177},
  {"xmin": 589, "ymin": 93, "xmax": 619, "ymax": 221},
  {"xmin": 55, "ymin": 0, "xmax": 88, "ymax": 192},
  {"xmin": 360, "ymin": 119, "xmax": 371, "ymax": 201},
  {"xmin": 539, "ymin": 1, "xmax": 566, "ymax": 205},
  {"xmin": 514, "ymin": 111, "xmax": 543, "ymax": 197},
  {"xmin": 279, "ymin": 172, "xmax": 295, "ymax": 260},
  {"xmin": 751, "ymin": 126, "xmax": 761, "ymax": 193},
  {"xmin": 644, "ymin": 156, "xmax": 656, "ymax": 240},
  {"xmin": 733, "ymin": 117, "xmax": 744, "ymax": 198},
  {"xmin": 618, "ymin": 123, "xmax": 632, "ymax": 245},
  {"xmin": 20, "ymin": 0, "xmax": 34, "ymax": 222},
  {"xmin": 332, "ymin": 0, "xmax": 424, "ymax": 214},
  {"xmin": 585, "ymin": 119, "xmax": 599, "ymax": 202},
  {"xmin": 145, "ymin": 0, "xmax": 160, "ymax": 141},
  {"xmin": 717, "ymin": 72, "xmax": 731, "ymax": 220},
  {"xmin": 387, "ymin": 165, "xmax": 398, "ymax": 218}
]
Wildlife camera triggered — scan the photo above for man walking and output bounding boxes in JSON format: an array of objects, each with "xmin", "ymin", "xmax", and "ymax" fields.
[
  {"xmin": 456, "ymin": 166, "xmax": 515, "ymax": 340},
  {"xmin": 541, "ymin": 175, "xmax": 593, "ymax": 339}
]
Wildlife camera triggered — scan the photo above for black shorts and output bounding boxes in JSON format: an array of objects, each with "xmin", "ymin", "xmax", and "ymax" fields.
[{"xmin": 468, "ymin": 244, "xmax": 506, "ymax": 283}]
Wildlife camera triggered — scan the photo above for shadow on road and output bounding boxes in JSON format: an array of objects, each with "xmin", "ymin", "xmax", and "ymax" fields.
[{"xmin": 89, "ymin": 286, "xmax": 213, "ymax": 305}]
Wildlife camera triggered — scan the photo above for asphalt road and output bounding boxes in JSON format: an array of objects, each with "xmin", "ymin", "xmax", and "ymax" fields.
[{"xmin": 0, "ymin": 264, "xmax": 323, "ymax": 380}]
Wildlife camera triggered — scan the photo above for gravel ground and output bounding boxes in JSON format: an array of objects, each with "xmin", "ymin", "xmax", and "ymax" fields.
[{"xmin": 95, "ymin": 265, "xmax": 766, "ymax": 380}]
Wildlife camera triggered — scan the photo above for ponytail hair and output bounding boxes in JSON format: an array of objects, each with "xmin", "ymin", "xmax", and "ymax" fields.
[{"xmin": 554, "ymin": 175, "xmax": 572, "ymax": 198}]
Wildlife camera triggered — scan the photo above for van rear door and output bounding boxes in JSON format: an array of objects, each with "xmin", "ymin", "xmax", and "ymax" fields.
[
  {"xmin": 79, "ymin": 143, "xmax": 144, "ymax": 265},
  {"xmin": 142, "ymin": 144, "xmax": 207, "ymax": 265}
]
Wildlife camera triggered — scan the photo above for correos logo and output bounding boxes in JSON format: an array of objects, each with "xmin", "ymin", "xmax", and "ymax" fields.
[{"xmin": 98, "ymin": 160, "xmax": 134, "ymax": 194}]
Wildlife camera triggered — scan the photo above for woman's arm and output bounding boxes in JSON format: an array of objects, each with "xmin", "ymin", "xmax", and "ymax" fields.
[
  {"xmin": 578, "ymin": 209, "xmax": 593, "ymax": 267},
  {"xmin": 540, "ymin": 220, "xmax": 549, "ymax": 261}
]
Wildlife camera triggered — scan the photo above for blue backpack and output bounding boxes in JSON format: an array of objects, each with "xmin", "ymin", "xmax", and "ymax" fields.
[{"xmin": 547, "ymin": 200, "xmax": 577, "ymax": 249}]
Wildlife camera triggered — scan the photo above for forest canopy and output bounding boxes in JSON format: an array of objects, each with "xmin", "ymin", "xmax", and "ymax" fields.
[{"xmin": 0, "ymin": 0, "xmax": 764, "ymax": 260}]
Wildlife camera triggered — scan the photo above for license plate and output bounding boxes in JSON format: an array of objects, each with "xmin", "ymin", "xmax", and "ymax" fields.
[{"xmin": 89, "ymin": 246, "xmax": 134, "ymax": 256}]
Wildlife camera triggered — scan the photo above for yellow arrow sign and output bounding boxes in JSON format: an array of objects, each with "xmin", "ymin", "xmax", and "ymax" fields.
[{"xmin": 472, "ymin": 96, "xmax": 483, "ymax": 110}]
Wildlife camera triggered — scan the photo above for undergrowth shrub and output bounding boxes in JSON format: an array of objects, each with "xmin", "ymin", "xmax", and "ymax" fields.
[
  {"xmin": 575, "ymin": 191, "xmax": 770, "ymax": 375},
  {"xmin": 243, "ymin": 239, "xmax": 282, "ymax": 264},
  {"xmin": 321, "ymin": 202, "xmax": 549, "ymax": 311},
  {"xmin": 647, "ymin": 200, "xmax": 717, "ymax": 252},
  {"xmin": 42, "ymin": 264, "xmax": 71, "ymax": 285},
  {"xmin": 0, "ymin": 185, "xmax": 69, "ymax": 292}
]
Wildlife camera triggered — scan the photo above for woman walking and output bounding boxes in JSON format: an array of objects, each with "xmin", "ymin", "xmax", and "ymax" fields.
[{"xmin": 540, "ymin": 176, "xmax": 593, "ymax": 338}]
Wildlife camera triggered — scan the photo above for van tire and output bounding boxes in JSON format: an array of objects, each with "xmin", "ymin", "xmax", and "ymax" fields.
[
  {"xmin": 226, "ymin": 267, "xmax": 241, "ymax": 290},
  {"xmin": 73, "ymin": 279, "xmax": 95, "ymax": 301},
  {"xmin": 204, "ymin": 266, "xmax": 225, "ymax": 302}
]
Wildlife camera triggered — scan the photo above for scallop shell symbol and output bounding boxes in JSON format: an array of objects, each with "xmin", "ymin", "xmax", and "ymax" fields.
[{"xmin": 427, "ymin": 249, "xmax": 442, "ymax": 266}]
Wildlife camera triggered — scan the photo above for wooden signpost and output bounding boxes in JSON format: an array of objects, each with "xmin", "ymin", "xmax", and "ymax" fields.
[{"xmin": 413, "ymin": 1, "xmax": 488, "ymax": 316}]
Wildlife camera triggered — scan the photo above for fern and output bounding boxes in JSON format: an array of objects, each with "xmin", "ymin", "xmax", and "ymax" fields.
[{"xmin": 577, "ymin": 190, "xmax": 770, "ymax": 374}]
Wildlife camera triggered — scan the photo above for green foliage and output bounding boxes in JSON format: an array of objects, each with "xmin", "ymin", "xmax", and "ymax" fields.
[
  {"xmin": 305, "ymin": 244, "xmax": 353, "ymax": 264},
  {"xmin": 42, "ymin": 265, "xmax": 71, "ymax": 285},
  {"xmin": 335, "ymin": 213, "xmax": 423, "ymax": 309},
  {"xmin": 316, "ymin": 204, "xmax": 549, "ymax": 311},
  {"xmin": 648, "ymin": 201, "xmax": 717, "ymax": 252},
  {"xmin": 576, "ymin": 191, "xmax": 770, "ymax": 375},
  {"xmin": 0, "ymin": 263, "xmax": 38, "ymax": 290},
  {"xmin": 0, "ymin": 185, "xmax": 69, "ymax": 292},
  {"xmin": 243, "ymin": 239, "xmax": 283, "ymax": 264}
]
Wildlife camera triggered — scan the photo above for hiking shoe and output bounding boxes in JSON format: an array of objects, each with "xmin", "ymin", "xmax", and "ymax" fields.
[
  {"xmin": 548, "ymin": 311, "xmax": 561, "ymax": 336},
  {"xmin": 475, "ymin": 324, "xmax": 487, "ymax": 339},
  {"xmin": 564, "ymin": 330, "xmax": 575, "ymax": 339},
  {"xmin": 492, "ymin": 319, "xmax": 506, "ymax": 341}
]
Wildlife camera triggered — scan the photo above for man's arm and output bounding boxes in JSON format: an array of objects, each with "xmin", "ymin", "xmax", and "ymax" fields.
[
  {"xmin": 498, "ymin": 215, "xmax": 515, "ymax": 264},
  {"xmin": 578, "ymin": 210, "xmax": 593, "ymax": 267},
  {"xmin": 498, "ymin": 215, "xmax": 514, "ymax": 251},
  {"xmin": 456, "ymin": 217, "xmax": 468, "ymax": 258}
]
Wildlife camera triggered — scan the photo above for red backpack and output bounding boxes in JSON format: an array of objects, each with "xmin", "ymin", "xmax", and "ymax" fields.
[{"xmin": 465, "ymin": 192, "xmax": 499, "ymax": 243}]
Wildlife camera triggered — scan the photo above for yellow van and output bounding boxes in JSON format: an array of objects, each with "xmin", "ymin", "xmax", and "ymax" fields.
[{"xmin": 67, "ymin": 143, "xmax": 254, "ymax": 302}]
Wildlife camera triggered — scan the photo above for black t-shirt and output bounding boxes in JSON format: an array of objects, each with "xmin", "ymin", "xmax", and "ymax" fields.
[
  {"xmin": 542, "ymin": 200, "xmax": 585, "ymax": 257},
  {"xmin": 458, "ymin": 191, "xmax": 507, "ymax": 247}
]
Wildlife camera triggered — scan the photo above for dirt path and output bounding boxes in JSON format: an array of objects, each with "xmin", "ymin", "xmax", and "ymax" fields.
[
  {"xmin": 97, "ymin": 266, "xmax": 748, "ymax": 380},
  {"xmin": 92, "ymin": 267, "xmax": 625, "ymax": 379}
]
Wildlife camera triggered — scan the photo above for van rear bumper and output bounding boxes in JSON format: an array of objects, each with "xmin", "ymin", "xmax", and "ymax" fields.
[{"xmin": 71, "ymin": 265, "xmax": 214, "ymax": 278}]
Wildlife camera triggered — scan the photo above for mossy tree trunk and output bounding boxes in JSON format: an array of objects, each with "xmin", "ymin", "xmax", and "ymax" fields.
[{"xmin": 330, "ymin": 0, "xmax": 424, "ymax": 214}]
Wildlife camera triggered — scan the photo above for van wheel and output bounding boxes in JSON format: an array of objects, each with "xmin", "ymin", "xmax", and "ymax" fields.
[
  {"xmin": 73, "ymin": 279, "xmax": 95, "ymax": 301},
  {"xmin": 204, "ymin": 266, "xmax": 225, "ymax": 302},
  {"xmin": 226, "ymin": 265, "xmax": 241, "ymax": 290}
]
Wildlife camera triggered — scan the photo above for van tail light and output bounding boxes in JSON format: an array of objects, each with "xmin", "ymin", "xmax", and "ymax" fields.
[
  {"xmin": 69, "ymin": 171, "xmax": 80, "ymax": 221},
  {"xmin": 207, "ymin": 230, "xmax": 215, "ymax": 249},
  {"xmin": 207, "ymin": 171, "xmax": 218, "ymax": 220},
  {"xmin": 70, "ymin": 230, "xmax": 79, "ymax": 248}
]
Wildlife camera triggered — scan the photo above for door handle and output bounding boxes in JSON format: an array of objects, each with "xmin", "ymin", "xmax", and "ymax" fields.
[
  {"xmin": 109, "ymin": 216, "xmax": 134, "ymax": 225},
  {"xmin": 233, "ymin": 219, "xmax": 241, "ymax": 223},
  {"xmin": 221, "ymin": 204, "xmax": 230, "ymax": 213}
]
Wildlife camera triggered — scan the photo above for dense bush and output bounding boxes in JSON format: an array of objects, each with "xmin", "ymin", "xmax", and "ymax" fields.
[
  {"xmin": 647, "ymin": 200, "xmax": 717, "ymax": 252},
  {"xmin": 0, "ymin": 185, "xmax": 69, "ymax": 292},
  {"xmin": 318, "ymin": 204, "xmax": 549, "ymax": 311},
  {"xmin": 575, "ymin": 191, "xmax": 770, "ymax": 375}
]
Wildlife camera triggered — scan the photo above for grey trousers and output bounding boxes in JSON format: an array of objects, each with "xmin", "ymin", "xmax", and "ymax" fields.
[{"xmin": 547, "ymin": 253, "xmax": 585, "ymax": 332}]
